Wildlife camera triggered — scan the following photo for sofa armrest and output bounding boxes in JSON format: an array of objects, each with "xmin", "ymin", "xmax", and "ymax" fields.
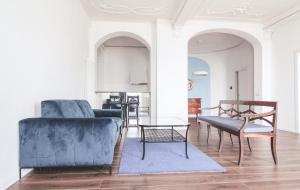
[
  {"xmin": 19, "ymin": 117, "xmax": 119, "ymax": 168},
  {"xmin": 93, "ymin": 109, "xmax": 122, "ymax": 118}
]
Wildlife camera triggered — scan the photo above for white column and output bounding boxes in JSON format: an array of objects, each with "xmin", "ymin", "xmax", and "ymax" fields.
[{"xmin": 155, "ymin": 20, "xmax": 188, "ymax": 120}]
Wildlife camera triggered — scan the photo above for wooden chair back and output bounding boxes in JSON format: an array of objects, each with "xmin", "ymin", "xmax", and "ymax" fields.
[{"xmin": 218, "ymin": 100, "xmax": 278, "ymax": 130}]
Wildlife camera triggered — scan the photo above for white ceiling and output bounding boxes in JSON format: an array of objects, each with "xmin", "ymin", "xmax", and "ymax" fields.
[
  {"xmin": 81, "ymin": 0, "xmax": 300, "ymax": 26},
  {"xmin": 189, "ymin": 33, "xmax": 247, "ymax": 54}
]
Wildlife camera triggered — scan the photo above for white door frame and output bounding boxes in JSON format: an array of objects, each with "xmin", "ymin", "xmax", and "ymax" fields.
[
  {"xmin": 235, "ymin": 68, "xmax": 249, "ymax": 101},
  {"xmin": 294, "ymin": 51, "xmax": 300, "ymax": 133}
]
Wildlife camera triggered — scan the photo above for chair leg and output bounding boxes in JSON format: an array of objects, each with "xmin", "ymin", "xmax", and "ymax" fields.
[
  {"xmin": 218, "ymin": 130, "xmax": 223, "ymax": 152},
  {"xmin": 197, "ymin": 122, "xmax": 201, "ymax": 140},
  {"xmin": 271, "ymin": 137, "xmax": 278, "ymax": 164},
  {"xmin": 247, "ymin": 137, "xmax": 252, "ymax": 152},
  {"xmin": 207, "ymin": 125, "xmax": 211, "ymax": 144},
  {"xmin": 230, "ymin": 134, "xmax": 234, "ymax": 145},
  {"xmin": 238, "ymin": 135, "xmax": 244, "ymax": 166},
  {"xmin": 136, "ymin": 107, "xmax": 139, "ymax": 128}
]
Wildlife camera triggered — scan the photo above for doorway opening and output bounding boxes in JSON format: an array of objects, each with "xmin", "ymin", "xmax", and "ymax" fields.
[
  {"xmin": 188, "ymin": 32, "xmax": 255, "ymax": 117},
  {"xmin": 96, "ymin": 36, "xmax": 151, "ymax": 126}
]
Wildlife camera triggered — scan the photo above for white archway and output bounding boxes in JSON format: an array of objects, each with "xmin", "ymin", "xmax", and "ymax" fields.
[
  {"xmin": 94, "ymin": 31, "xmax": 151, "ymax": 53},
  {"xmin": 186, "ymin": 28, "xmax": 263, "ymax": 101},
  {"xmin": 87, "ymin": 31, "xmax": 155, "ymax": 116}
]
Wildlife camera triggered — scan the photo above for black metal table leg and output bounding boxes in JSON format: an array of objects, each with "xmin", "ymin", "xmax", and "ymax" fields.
[
  {"xmin": 140, "ymin": 123, "xmax": 144, "ymax": 142},
  {"xmin": 142, "ymin": 126, "xmax": 145, "ymax": 160},
  {"xmin": 125, "ymin": 105, "xmax": 129, "ymax": 128},
  {"xmin": 185, "ymin": 124, "xmax": 190, "ymax": 159},
  {"xmin": 171, "ymin": 126, "xmax": 174, "ymax": 141}
]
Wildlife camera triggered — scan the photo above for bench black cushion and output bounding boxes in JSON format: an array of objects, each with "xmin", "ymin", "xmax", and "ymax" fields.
[{"xmin": 198, "ymin": 116, "xmax": 273, "ymax": 133}]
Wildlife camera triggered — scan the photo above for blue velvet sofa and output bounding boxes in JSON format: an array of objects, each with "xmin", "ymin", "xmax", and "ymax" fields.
[{"xmin": 19, "ymin": 100, "xmax": 123, "ymax": 178}]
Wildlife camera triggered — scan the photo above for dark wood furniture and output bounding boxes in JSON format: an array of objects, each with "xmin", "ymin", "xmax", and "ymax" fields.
[
  {"xmin": 198, "ymin": 100, "xmax": 278, "ymax": 166},
  {"xmin": 188, "ymin": 98, "xmax": 201, "ymax": 119},
  {"xmin": 103, "ymin": 94, "xmax": 129, "ymax": 128},
  {"xmin": 127, "ymin": 95, "xmax": 140, "ymax": 127}
]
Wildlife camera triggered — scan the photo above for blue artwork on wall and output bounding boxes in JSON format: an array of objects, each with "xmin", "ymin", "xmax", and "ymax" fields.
[{"xmin": 188, "ymin": 57, "xmax": 210, "ymax": 109}]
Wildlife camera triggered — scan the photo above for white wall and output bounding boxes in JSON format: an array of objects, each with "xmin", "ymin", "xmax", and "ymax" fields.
[
  {"xmin": 0, "ymin": 0, "xmax": 89, "ymax": 188},
  {"xmin": 190, "ymin": 41, "xmax": 254, "ymax": 112},
  {"xmin": 271, "ymin": 15, "xmax": 300, "ymax": 133},
  {"xmin": 97, "ymin": 46, "xmax": 149, "ymax": 92}
]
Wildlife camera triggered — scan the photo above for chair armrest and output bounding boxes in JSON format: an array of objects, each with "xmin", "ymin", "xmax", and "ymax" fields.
[
  {"xmin": 199, "ymin": 106, "xmax": 220, "ymax": 111},
  {"xmin": 241, "ymin": 110, "xmax": 276, "ymax": 120},
  {"xmin": 93, "ymin": 109, "xmax": 122, "ymax": 118}
]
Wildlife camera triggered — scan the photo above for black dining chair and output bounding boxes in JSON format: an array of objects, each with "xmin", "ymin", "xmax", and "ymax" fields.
[{"xmin": 127, "ymin": 96, "xmax": 139, "ymax": 127}]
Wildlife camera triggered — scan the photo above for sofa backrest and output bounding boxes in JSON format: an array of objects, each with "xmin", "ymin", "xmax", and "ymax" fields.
[{"xmin": 41, "ymin": 100, "xmax": 95, "ymax": 118}]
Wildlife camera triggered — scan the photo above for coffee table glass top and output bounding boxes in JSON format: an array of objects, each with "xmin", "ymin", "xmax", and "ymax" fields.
[{"xmin": 139, "ymin": 117, "xmax": 189, "ymax": 127}]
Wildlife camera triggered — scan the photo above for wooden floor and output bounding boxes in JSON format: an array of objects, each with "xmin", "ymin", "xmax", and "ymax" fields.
[{"xmin": 8, "ymin": 119, "xmax": 300, "ymax": 190}]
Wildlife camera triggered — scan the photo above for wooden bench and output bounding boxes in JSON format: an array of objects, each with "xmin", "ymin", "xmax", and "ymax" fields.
[{"xmin": 198, "ymin": 100, "xmax": 278, "ymax": 165}]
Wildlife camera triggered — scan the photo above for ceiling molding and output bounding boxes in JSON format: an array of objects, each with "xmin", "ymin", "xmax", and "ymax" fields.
[
  {"xmin": 204, "ymin": 0, "xmax": 265, "ymax": 18},
  {"xmin": 173, "ymin": 0, "xmax": 208, "ymax": 27},
  {"xmin": 89, "ymin": 0, "xmax": 168, "ymax": 15},
  {"xmin": 264, "ymin": 5, "xmax": 300, "ymax": 29},
  {"xmin": 81, "ymin": 0, "xmax": 300, "ymax": 24}
]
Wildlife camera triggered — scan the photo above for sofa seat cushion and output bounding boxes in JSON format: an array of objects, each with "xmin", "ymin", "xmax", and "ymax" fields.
[
  {"xmin": 100, "ymin": 117, "xmax": 123, "ymax": 132},
  {"xmin": 198, "ymin": 116, "xmax": 273, "ymax": 133}
]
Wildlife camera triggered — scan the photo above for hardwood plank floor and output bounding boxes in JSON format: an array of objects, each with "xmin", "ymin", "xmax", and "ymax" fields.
[{"xmin": 7, "ymin": 119, "xmax": 300, "ymax": 190}]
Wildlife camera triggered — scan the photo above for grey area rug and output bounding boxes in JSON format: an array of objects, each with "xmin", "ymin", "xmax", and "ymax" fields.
[{"xmin": 119, "ymin": 138, "xmax": 225, "ymax": 175}]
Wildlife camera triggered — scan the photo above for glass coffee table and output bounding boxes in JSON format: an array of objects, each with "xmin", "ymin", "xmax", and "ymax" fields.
[{"xmin": 139, "ymin": 117, "xmax": 191, "ymax": 160}]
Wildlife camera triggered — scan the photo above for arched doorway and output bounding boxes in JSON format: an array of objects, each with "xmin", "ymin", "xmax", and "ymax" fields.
[
  {"xmin": 95, "ymin": 33, "xmax": 152, "ymax": 120},
  {"xmin": 187, "ymin": 57, "xmax": 211, "ymax": 117},
  {"xmin": 186, "ymin": 28, "xmax": 263, "ymax": 106},
  {"xmin": 187, "ymin": 31, "xmax": 258, "ymax": 118}
]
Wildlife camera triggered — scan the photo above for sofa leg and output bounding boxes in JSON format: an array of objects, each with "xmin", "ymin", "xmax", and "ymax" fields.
[
  {"xmin": 19, "ymin": 168, "xmax": 21, "ymax": 180},
  {"xmin": 247, "ymin": 137, "xmax": 252, "ymax": 152},
  {"xmin": 271, "ymin": 137, "xmax": 278, "ymax": 164},
  {"xmin": 238, "ymin": 135, "xmax": 244, "ymax": 166},
  {"xmin": 218, "ymin": 130, "xmax": 223, "ymax": 152},
  {"xmin": 109, "ymin": 165, "xmax": 112, "ymax": 175}
]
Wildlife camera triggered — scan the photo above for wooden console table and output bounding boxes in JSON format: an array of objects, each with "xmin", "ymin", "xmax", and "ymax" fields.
[{"xmin": 188, "ymin": 98, "xmax": 201, "ymax": 119}]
